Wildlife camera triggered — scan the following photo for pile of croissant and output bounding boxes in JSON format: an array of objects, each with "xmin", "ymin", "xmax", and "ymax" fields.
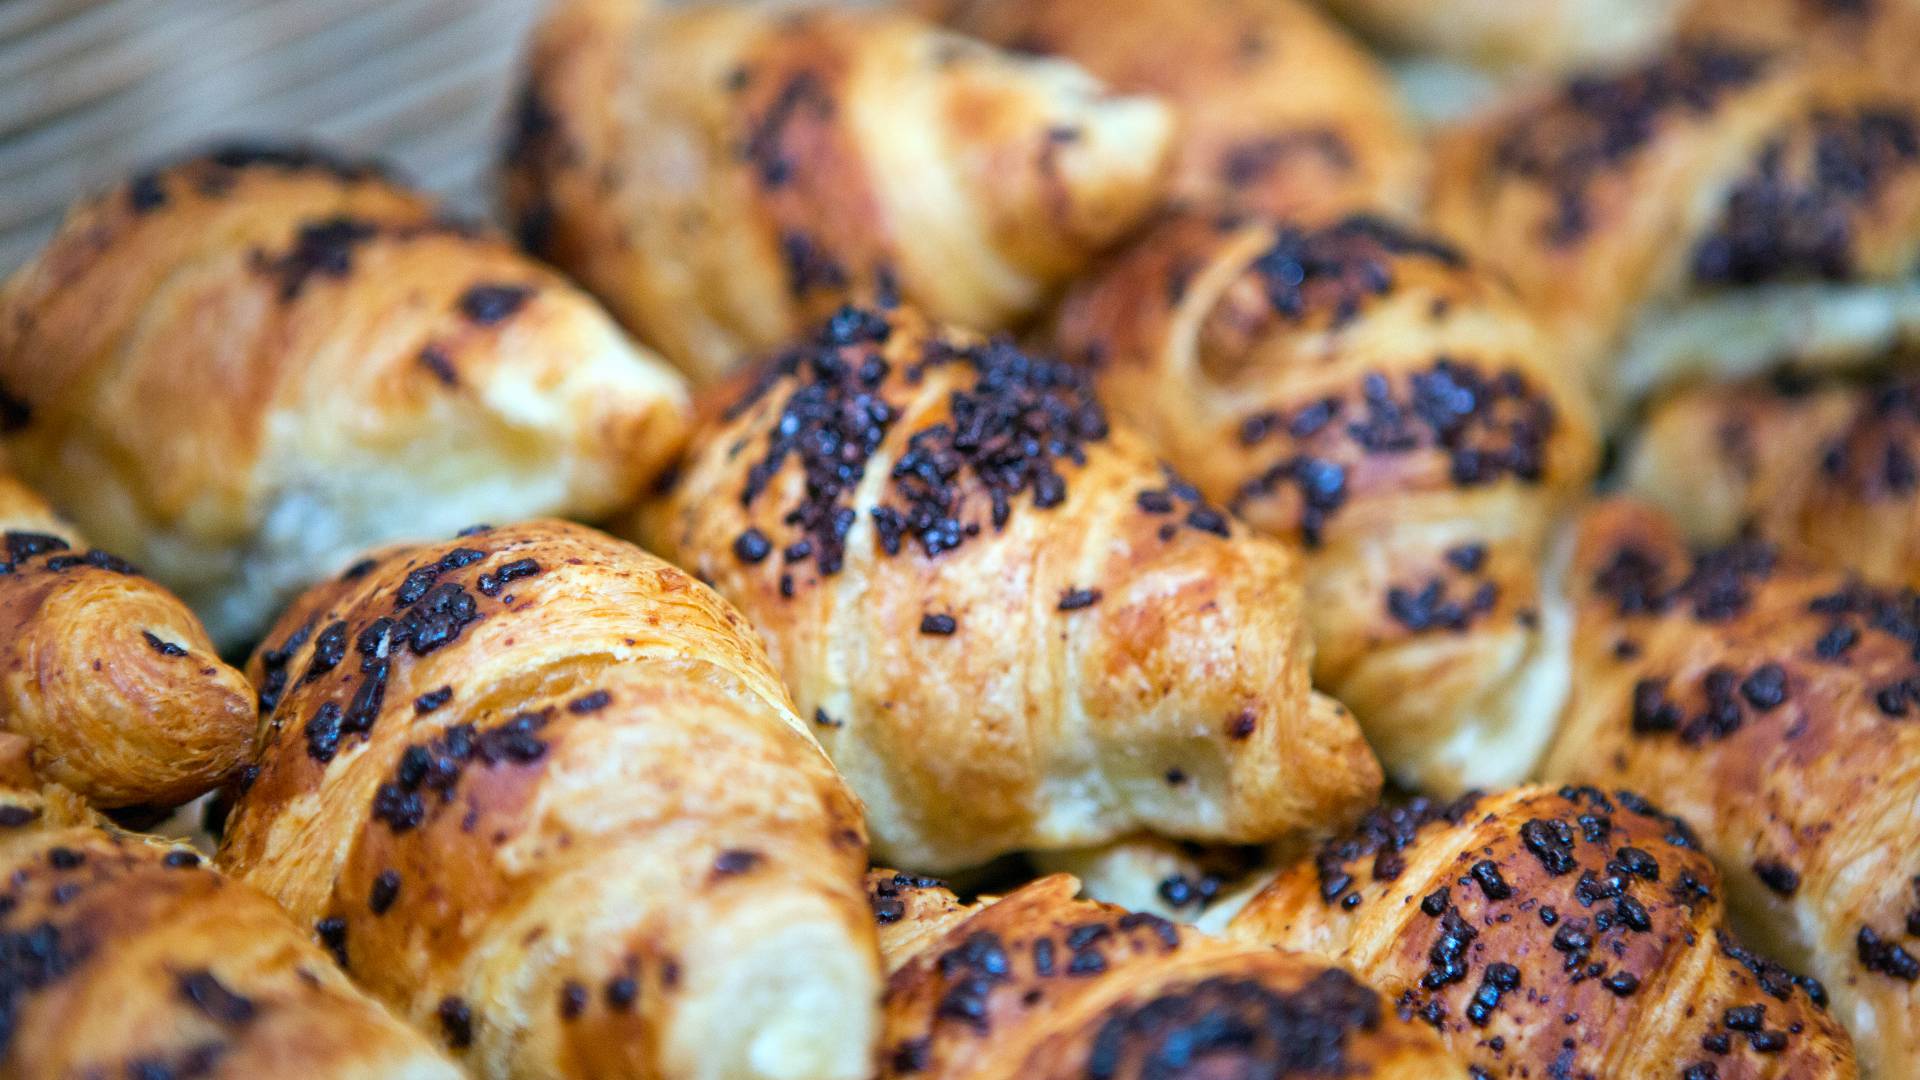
[{"xmin": 3, "ymin": 0, "xmax": 1919, "ymax": 1076}]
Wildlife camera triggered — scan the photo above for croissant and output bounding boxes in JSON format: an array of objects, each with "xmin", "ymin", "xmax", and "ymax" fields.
[
  {"xmin": 1428, "ymin": 38, "xmax": 1920, "ymax": 412},
  {"xmin": 1309, "ymin": 0, "xmax": 1683, "ymax": 75},
  {"xmin": 1052, "ymin": 211, "xmax": 1599, "ymax": 795},
  {"xmin": 1625, "ymin": 370, "xmax": 1920, "ymax": 586},
  {"xmin": 0, "ymin": 143, "xmax": 689, "ymax": 649},
  {"xmin": 867, "ymin": 869, "xmax": 1467, "ymax": 1078},
  {"xmin": 1543, "ymin": 499, "xmax": 1920, "ymax": 1077},
  {"xmin": 0, "ymin": 780, "xmax": 461, "ymax": 1078},
  {"xmin": 0, "ymin": 468, "xmax": 253, "ymax": 810},
  {"xmin": 501, "ymin": 0, "xmax": 1173, "ymax": 384},
  {"xmin": 1222, "ymin": 785, "xmax": 1859, "ymax": 1078},
  {"xmin": 636, "ymin": 303, "xmax": 1381, "ymax": 871},
  {"xmin": 217, "ymin": 520, "xmax": 879, "ymax": 1079},
  {"xmin": 913, "ymin": 0, "xmax": 1423, "ymax": 219}
]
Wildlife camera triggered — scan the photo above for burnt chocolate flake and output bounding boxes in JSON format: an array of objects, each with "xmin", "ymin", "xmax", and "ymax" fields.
[
  {"xmin": 1749, "ymin": 860, "xmax": 1800, "ymax": 897},
  {"xmin": 1057, "ymin": 588, "xmax": 1101, "ymax": 612},
  {"xmin": 369, "ymin": 869, "xmax": 401, "ymax": 914},
  {"xmin": 458, "ymin": 284, "xmax": 534, "ymax": 325},
  {"xmin": 258, "ymin": 217, "xmax": 380, "ymax": 300},
  {"xmin": 1859, "ymin": 925, "xmax": 1920, "ymax": 980},
  {"xmin": 177, "ymin": 970, "xmax": 256, "ymax": 1025},
  {"xmin": 141, "ymin": 631, "xmax": 188, "ymax": 658},
  {"xmin": 437, "ymin": 996, "xmax": 474, "ymax": 1048}
]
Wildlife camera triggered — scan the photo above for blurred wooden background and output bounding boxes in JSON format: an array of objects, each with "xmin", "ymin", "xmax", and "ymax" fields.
[{"xmin": 0, "ymin": 0, "xmax": 542, "ymax": 273}]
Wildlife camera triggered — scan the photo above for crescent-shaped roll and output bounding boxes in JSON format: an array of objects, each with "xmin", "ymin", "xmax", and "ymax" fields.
[
  {"xmin": 1626, "ymin": 371, "xmax": 1920, "ymax": 586},
  {"xmin": 1223, "ymin": 785, "xmax": 1859, "ymax": 1078},
  {"xmin": 1429, "ymin": 39, "xmax": 1920, "ymax": 411},
  {"xmin": 0, "ymin": 144, "xmax": 689, "ymax": 650},
  {"xmin": 1543, "ymin": 499, "xmax": 1920, "ymax": 1076},
  {"xmin": 0, "ymin": 468, "xmax": 253, "ymax": 810},
  {"xmin": 867, "ymin": 870, "xmax": 1468, "ymax": 1079},
  {"xmin": 913, "ymin": 0, "xmax": 1423, "ymax": 219},
  {"xmin": 1052, "ymin": 211, "xmax": 1599, "ymax": 795},
  {"xmin": 0, "ymin": 781, "xmax": 461, "ymax": 1079},
  {"xmin": 501, "ymin": 0, "xmax": 1174, "ymax": 384},
  {"xmin": 1310, "ymin": 0, "xmax": 1684, "ymax": 75},
  {"xmin": 217, "ymin": 520, "xmax": 879, "ymax": 1080},
  {"xmin": 636, "ymin": 304, "xmax": 1381, "ymax": 872}
]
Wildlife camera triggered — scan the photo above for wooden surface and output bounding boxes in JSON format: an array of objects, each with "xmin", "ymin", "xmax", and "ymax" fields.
[{"xmin": 0, "ymin": 0, "xmax": 543, "ymax": 273}]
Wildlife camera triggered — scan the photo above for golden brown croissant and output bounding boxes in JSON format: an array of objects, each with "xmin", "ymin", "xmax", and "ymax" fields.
[
  {"xmin": 914, "ymin": 0, "xmax": 1423, "ymax": 219},
  {"xmin": 1544, "ymin": 499, "xmax": 1920, "ymax": 1076},
  {"xmin": 1312, "ymin": 0, "xmax": 1684, "ymax": 75},
  {"xmin": 0, "ymin": 468, "xmax": 253, "ymax": 810},
  {"xmin": 502, "ymin": 0, "xmax": 1173, "ymax": 384},
  {"xmin": 636, "ymin": 304, "xmax": 1381, "ymax": 872},
  {"xmin": 1626, "ymin": 370, "xmax": 1920, "ymax": 586},
  {"xmin": 0, "ymin": 143, "xmax": 689, "ymax": 649},
  {"xmin": 1052, "ymin": 211, "xmax": 1599, "ymax": 795},
  {"xmin": 0, "ymin": 781, "xmax": 461, "ymax": 1078},
  {"xmin": 1223, "ymin": 785, "xmax": 1859, "ymax": 1078},
  {"xmin": 867, "ymin": 870, "xmax": 1468, "ymax": 1078},
  {"xmin": 217, "ymin": 519, "xmax": 879, "ymax": 1079},
  {"xmin": 1429, "ymin": 39, "xmax": 1920, "ymax": 411}
]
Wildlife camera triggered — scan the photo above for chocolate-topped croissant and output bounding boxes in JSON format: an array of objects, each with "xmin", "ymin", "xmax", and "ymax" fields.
[
  {"xmin": 503, "ymin": 0, "xmax": 1174, "ymax": 384},
  {"xmin": 218, "ymin": 520, "xmax": 879, "ymax": 1079},
  {"xmin": 0, "ymin": 781, "xmax": 461, "ymax": 1078},
  {"xmin": 0, "ymin": 144, "xmax": 689, "ymax": 649},
  {"xmin": 0, "ymin": 468, "xmax": 252, "ymax": 810},
  {"xmin": 868, "ymin": 870, "xmax": 1467, "ymax": 1078},
  {"xmin": 1222, "ymin": 785, "xmax": 1858, "ymax": 1078},
  {"xmin": 916, "ymin": 0, "xmax": 1423, "ymax": 218},
  {"xmin": 1052, "ymin": 211, "xmax": 1598, "ymax": 794},
  {"xmin": 636, "ymin": 304, "xmax": 1381, "ymax": 871},
  {"xmin": 1429, "ymin": 38, "xmax": 1920, "ymax": 412},
  {"xmin": 1545, "ymin": 500, "xmax": 1920, "ymax": 1076},
  {"xmin": 1626, "ymin": 370, "xmax": 1920, "ymax": 586}
]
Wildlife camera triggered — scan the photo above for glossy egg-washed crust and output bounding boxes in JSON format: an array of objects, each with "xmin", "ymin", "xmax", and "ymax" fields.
[
  {"xmin": 1316, "ymin": 0, "xmax": 1685, "ymax": 74},
  {"xmin": 1545, "ymin": 500, "xmax": 1920, "ymax": 1076},
  {"xmin": 503, "ymin": 0, "xmax": 1174, "ymax": 384},
  {"xmin": 218, "ymin": 520, "xmax": 879, "ymax": 1080},
  {"xmin": 0, "ymin": 781, "xmax": 461, "ymax": 1079},
  {"xmin": 639, "ymin": 304, "xmax": 1381, "ymax": 872},
  {"xmin": 865, "ymin": 870, "xmax": 1468, "ymax": 1079},
  {"xmin": 0, "ymin": 470, "xmax": 252, "ymax": 809},
  {"xmin": 1430, "ymin": 37, "xmax": 1920, "ymax": 400},
  {"xmin": 1228, "ymin": 785, "xmax": 1857, "ymax": 1079},
  {"xmin": 0, "ymin": 143, "xmax": 689, "ymax": 649},
  {"xmin": 1628, "ymin": 371, "xmax": 1920, "ymax": 587},
  {"xmin": 1054, "ymin": 211, "xmax": 1598, "ymax": 796},
  {"xmin": 915, "ymin": 0, "xmax": 1423, "ymax": 219}
]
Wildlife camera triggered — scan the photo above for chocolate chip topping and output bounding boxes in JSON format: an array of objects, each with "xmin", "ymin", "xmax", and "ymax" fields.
[
  {"xmin": 1492, "ymin": 43, "xmax": 1770, "ymax": 245},
  {"xmin": 1695, "ymin": 105, "xmax": 1920, "ymax": 285}
]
